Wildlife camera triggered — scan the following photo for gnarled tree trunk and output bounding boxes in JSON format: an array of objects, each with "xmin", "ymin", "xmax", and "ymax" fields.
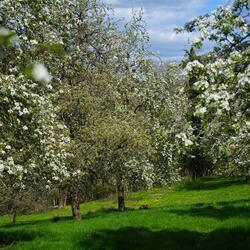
[
  {"xmin": 71, "ymin": 194, "xmax": 81, "ymax": 220},
  {"xmin": 117, "ymin": 185, "xmax": 125, "ymax": 211}
]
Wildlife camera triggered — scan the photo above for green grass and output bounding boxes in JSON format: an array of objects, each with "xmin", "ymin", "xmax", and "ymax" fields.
[{"xmin": 0, "ymin": 177, "xmax": 249, "ymax": 249}]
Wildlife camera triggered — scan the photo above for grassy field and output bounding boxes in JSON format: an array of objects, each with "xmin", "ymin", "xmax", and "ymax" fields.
[{"xmin": 0, "ymin": 177, "xmax": 249, "ymax": 249}]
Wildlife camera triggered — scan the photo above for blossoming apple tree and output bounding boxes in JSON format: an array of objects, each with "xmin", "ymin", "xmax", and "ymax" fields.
[
  {"xmin": 176, "ymin": 0, "xmax": 249, "ymax": 180},
  {"xmin": 0, "ymin": 26, "xmax": 70, "ymax": 222}
]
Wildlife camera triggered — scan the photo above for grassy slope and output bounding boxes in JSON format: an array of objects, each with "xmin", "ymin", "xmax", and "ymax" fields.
[{"xmin": 0, "ymin": 177, "xmax": 249, "ymax": 249}]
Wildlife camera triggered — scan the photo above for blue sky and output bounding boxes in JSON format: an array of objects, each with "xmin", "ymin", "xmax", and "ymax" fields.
[{"xmin": 102, "ymin": 0, "xmax": 233, "ymax": 61}]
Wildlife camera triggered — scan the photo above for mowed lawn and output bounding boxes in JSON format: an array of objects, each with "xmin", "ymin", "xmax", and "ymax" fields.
[{"xmin": 0, "ymin": 177, "xmax": 249, "ymax": 249}]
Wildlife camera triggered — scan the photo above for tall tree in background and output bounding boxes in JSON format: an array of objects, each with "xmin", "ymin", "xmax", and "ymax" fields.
[
  {"xmin": 176, "ymin": 0, "xmax": 249, "ymax": 180},
  {"xmin": 0, "ymin": 0, "xmax": 155, "ymax": 219}
]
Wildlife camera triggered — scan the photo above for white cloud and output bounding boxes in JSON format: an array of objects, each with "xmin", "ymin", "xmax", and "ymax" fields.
[
  {"xmin": 143, "ymin": 9, "xmax": 196, "ymax": 27},
  {"xmin": 113, "ymin": 7, "xmax": 141, "ymax": 19},
  {"xmin": 149, "ymin": 29, "xmax": 196, "ymax": 43},
  {"xmin": 103, "ymin": 0, "xmax": 121, "ymax": 4},
  {"xmin": 103, "ymin": 0, "xmax": 225, "ymax": 60},
  {"xmin": 103, "ymin": 0, "xmax": 208, "ymax": 9}
]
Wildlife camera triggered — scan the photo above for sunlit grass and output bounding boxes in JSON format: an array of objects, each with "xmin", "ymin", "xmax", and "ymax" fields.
[{"xmin": 0, "ymin": 177, "xmax": 249, "ymax": 249}]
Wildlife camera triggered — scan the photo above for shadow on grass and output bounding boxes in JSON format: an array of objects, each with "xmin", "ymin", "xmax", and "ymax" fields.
[
  {"xmin": 0, "ymin": 207, "xmax": 141, "ymax": 229},
  {"xmin": 170, "ymin": 203, "xmax": 250, "ymax": 220},
  {"xmin": 0, "ymin": 230, "xmax": 41, "ymax": 248},
  {"xmin": 83, "ymin": 208, "xmax": 125, "ymax": 219},
  {"xmin": 83, "ymin": 206, "xmax": 150, "ymax": 220},
  {"xmin": 0, "ymin": 216, "xmax": 72, "ymax": 229},
  {"xmin": 192, "ymin": 199, "xmax": 250, "ymax": 208},
  {"xmin": 178, "ymin": 177, "xmax": 245, "ymax": 191},
  {"xmin": 76, "ymin": 227, "xmax": 250, "ymax": 250}
]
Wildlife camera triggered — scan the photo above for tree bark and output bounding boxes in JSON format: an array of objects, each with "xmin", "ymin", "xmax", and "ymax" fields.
[
  {"xmin": 63, "ymin": 195, "xmax": 67, "ymax": 207},
  {"xmin": 246, "ymin": 175, "xmax": 250, "ymax": 184},
  {"xmin": 58, "ymin": 188, "xmax": 67, "ymax": 208},
  {"xmin": 12, "ymin": 212, "xmax": 17, "ymax": 224},
  {"xmin": 53, "ymin": 198, "xmax": 56, "ymax": 207},
  {"xmin": 71, "ymin": 194, "xmax": 81, "ymax": 220},
  {"xmin": 117, "ymin": 185, "xmax": 125, "ymax": 211}
]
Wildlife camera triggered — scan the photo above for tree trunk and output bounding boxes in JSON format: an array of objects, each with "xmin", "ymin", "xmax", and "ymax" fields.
[
  {"xmin": 59, "ymin": 195, "xmax": 67, "ymax": 208},
  {"xmin": 63, "ymin": 195, "xmax": 67, "ymax": 207},
  {"xmin": 71, "ymin": 194, "xmax": 81, "ymax": 220},
  {"xmin": 12, "ymin": 212, "xmax": 17, "ymax": 224},
  {"xmin": 117, "ymin": 185, "xmax": 125, "ymax": 211},
  {"xmin": 246, "ymin": 175, "xmax": 250, "ymax": 184},
  {"xmin": 58, "ymin": 188, "xmax": 67, "ymax": 208}
]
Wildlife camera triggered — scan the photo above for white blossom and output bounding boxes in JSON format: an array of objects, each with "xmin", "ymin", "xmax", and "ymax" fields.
[
  {"xmin": 32, "ymin": 63, "xmax": 52, "ymax": 83},
  {"xmin": 23, "ymin": 125, "xmax": 28, "ymax": 130}
]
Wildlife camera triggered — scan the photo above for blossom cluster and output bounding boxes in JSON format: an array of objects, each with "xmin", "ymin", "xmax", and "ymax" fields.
[
  {"xmin": 180, "ymin": 0, "xmax": 250, "ymax": 175},
  {"xmin": 0, "ymin": 69, "xmax": 70, "ymax": 189}
]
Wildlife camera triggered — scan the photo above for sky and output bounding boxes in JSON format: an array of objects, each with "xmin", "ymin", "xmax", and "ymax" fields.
[{"xmin": 102, "ymin": 0, "xmax": 233, "ymax": 61}]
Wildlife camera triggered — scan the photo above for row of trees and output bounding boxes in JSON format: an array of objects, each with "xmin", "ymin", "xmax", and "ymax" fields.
[{"xmin": 0, "ymin": 0, "xmax": 249, "ymax": 222}]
